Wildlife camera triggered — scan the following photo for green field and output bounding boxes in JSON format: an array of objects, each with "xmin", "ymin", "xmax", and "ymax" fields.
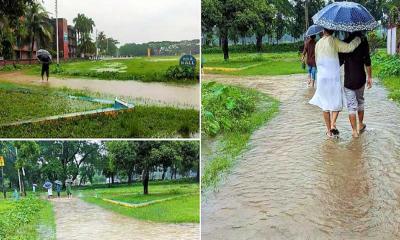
[
  {"xmin": 203, "ymin": 52, "xmax": 306, "ymax": 76},
  {"xmin": 0, "ymin": 105, "xmax": 199, "ymax": 138},
  {"xmin": 23, "ymin": 56, "xmax": 199, "ymax": 83},
  {"xmin": 202, "ymin": 82, "xmax": 279, "ymax": 189},
  {"xmin": 0, "ymin": 82, "xmax": 109, "ymax": 125},
  {"xmin": 80, "ymin": 182, "xmax": 199, "ymax": 223},
  {"xmin": 0, "ymin": 197, "xmax": 56, "ymax": 240}
]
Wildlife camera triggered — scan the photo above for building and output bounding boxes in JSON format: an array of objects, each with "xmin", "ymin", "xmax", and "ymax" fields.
[{"xmin": 68, "ymin": 25, "xmax": 77, "ymax": 58}]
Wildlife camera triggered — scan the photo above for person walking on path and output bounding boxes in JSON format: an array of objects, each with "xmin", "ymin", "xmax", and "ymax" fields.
[
  {"xmin": 55, "ymin": 181, "xmax": 62, "ymax": 198},
  {"xmin": 302, "ymin": 35, "xmax": 317, "ymax": 88},
  {"xmin": 340, "ymin": 31, "xmax": 372, "ymax": 138},
  {"xmin": 66, "ymin": 181, "xmax": 72, "ymax": 199},
  {"xmin": 41, "ymin": 61, "xmax": 50, "ymax": 82},
  {"xmin": 309, "ymin": 28, "xmax": 361, "ymax": 138}
]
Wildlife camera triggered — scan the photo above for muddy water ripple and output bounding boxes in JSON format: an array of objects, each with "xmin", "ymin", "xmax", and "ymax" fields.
[{"xmin": 202, "ymin": 74, "xmax": 400, "ymax": 239}]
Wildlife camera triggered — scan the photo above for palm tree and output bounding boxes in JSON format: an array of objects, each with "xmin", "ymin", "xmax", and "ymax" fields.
[
  {"xmin": 25, "ymin": 1, "xmax": 52, "ymax": 62},
  {"xmin": 73, "ymin": 13, "xmax": 95, "ymax": 56}
]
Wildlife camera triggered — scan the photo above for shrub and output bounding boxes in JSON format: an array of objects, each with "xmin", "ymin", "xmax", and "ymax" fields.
[
  {"xmin": 166, "ymin": 65, "xmax": 197, "ymax": 80},
  {"xmin": 0, "ymin": 197, "xmax": 43, "ymax": 240}
]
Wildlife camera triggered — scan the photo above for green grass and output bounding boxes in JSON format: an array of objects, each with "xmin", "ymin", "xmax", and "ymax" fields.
[
  {"xmin": 372, "ymin": 53, "xmax": 400, "ymax": 103},
  {"xmin": 79, "ymin": 182, "xmax": 199, "ymax": 223},
  {"xmin": 203, "ymin": 52, "xmax": 306, "ymax": 76},
  {"xmin": 202, "ymin": 82, "xmax": 279, "ymax": 189},
  {"xmin": 0, "ymin": 197, "xmax": 56, "ymax": 240},
  {"xmin": 0, "ymin": 82, "xmax": 109, "ymax": 125},
  {"xmin": 23, "ymin": 56, "xmax": 199, "ymax": 83},
  {"xmin": 0, "ymin": 105, "xmax": 199, "ymax": 138}
]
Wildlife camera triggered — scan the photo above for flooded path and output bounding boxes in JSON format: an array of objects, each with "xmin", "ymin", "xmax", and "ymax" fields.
[
  {"xmin": 202, "ymin": 74, "xmax": 400, "ymax": 239},
  {"xmin": 0, "ymin": 72, "xmax": 199, "ymax": 108},
  {"xmin": 51, "ymin": 197, "xmax": 199, "ymax": 240}
]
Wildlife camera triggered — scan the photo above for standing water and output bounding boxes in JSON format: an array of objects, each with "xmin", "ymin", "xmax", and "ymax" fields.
[{"xmin": 202, "ymin": 74, "xmax": 400, "ymax": 239}]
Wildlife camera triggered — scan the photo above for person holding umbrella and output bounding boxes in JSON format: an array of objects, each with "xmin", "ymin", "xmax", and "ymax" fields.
[
  {"xmin": 302, "ymin": 25, "xmax": 323, "ymax": 88},
  {"xmin": 43, "ymin": 180, "xmax": 53, "ymax": 199},
  {"xmin": 36, "ymin": 49, "xmax": 52, "ymax": 82},
  {"xmin": 66, "ymin": 179, "xmax": 72, "ymax": 199},
  {"xmin": 55, "ymin": 180, "xmax": 62, "ymax": 198},
  {"xmin": 309, "ymin": 1, "xmax": 377, "ymax": 138}
]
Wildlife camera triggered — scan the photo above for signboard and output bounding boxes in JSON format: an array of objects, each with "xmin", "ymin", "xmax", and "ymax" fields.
[
  {"xmin": 64, "ymin": 32, "xmax": 68, "ymax": 42},
  {"xmin": 179, "ymin": 55, "xmax": 197, "ymax": 67},
  {"xmin": 0, "ymin": 156, "xmax": 4, "ymax": 167}
]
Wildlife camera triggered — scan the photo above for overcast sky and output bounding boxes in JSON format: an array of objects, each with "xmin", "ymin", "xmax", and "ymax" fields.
[{"xmin": 42, "ymin": 0, "xmax": 200, "ymax": 45}]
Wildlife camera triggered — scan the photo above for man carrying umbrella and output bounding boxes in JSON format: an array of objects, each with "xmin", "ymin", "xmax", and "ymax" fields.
[
  {"xmin": 55, "ymin": 180, "xmax": 62, "ymax": 198},
  {"xmin": 36, "ymin": 49, "xmax": 52, "ymax": 82}
]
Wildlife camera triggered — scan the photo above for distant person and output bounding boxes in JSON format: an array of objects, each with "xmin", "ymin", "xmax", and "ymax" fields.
[
  {"xmin": 55, "ymin": 182, "xmax": 62, "ymax": 198},
  {"xmin": 339, "ymin": 31, "xmax": 372, "ymax": 138},
  {"xmin": 32, "ymin": 183, "xmax": 37, "ymax": 193},
  {"xmin": 309, "ymin": 28, "xmax": 361, "ymax": 138},
  {"xmin": 41, "ymin": 61, "xmax": 50, "ymax": 82},
  {"xmin": 66, "ymin": 181, "xmax": 72, "ymax": 199},
  {"xmin": 302, "ymin": 35, "xmax": 317, "ymax": 87}
]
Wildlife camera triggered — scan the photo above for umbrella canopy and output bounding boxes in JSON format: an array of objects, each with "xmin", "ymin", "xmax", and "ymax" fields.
[
  {"xmin": 54, "ymin": 180, "xmax": 62, "ymax": 185},
  {"xmin": 36, "ymin": 49, "xmax": 52, "ymax": 63},
  {"xmin": 43, "ymin": 181, "xmax": 52, "ymax": 189},
  {"xmin": 305, "ymin": 25, "xmax": 324, "ymax": 37},
  {"xmin": 312, "ymin": 1, "xmax": 378, "ymax": 32}
]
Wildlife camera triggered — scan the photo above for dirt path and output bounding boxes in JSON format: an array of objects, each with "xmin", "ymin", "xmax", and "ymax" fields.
[
  {"xmin": 51, "ymin": 197, "xmax": 199, "ymax": 240},
  {"xmin": 202, "ymin": 73, "xmax": 400, "ymax": 239},
  {"xmin": 0, "ymin": 71, "xmax": 199, "ymax": 108}
]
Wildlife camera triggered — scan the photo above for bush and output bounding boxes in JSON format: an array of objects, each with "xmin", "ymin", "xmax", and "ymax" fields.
[
  {"xmin": 0, "ymin": 197, "xmax": 43, "ymax": 240},
  {"xmin": 202, "ymin": 82, "xmax": 257, "ymax": 136},
  {"xmin": 166, "ymin": 65, "xmax": 197, "ymax": 80},
  {"xmin": 202, "ymin": 42, "xmax": 304, "ymax": 54},
  {"xmin": 372, "ymin": 53, "xmax": 400, "ymax": 77}
]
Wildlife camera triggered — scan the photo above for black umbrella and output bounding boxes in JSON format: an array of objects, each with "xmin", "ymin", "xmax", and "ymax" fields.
[{"xmin": 36, "ymin": 49, "xmax": 52, "ymax": 63}]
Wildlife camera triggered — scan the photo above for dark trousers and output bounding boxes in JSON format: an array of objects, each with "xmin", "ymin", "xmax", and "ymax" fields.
[{"xmin": 41, "ymin": 64, "xmax": 49, "ymax": 79}]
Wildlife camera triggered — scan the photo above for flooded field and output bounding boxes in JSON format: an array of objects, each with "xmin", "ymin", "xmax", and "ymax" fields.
[
  {"xmin": 202, "ymin": 74, "xmax": 400, "ymax": 239},
  {"xmin": 52, "ymin": 198, "xmax": 199, "ymax": 240},
  {"xmin": 0, "ymin": 72, "xmax": 199, "ymax": 108}
]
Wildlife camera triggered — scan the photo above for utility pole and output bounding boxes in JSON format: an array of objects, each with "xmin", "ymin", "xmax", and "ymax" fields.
[
  {"xmin": 55, "ymin": 0, "xmax": 60, "ymax": 66},
  {"xmin": 0, "ymin": 156, "xmax": 5, "ymax": 199},
  {"xmin": 305, "ymin": 0, "xmax": 309, "ymax": 31},
  {"xmin": 95, "ymin": 29, "xmax": 98, "ymax": 60}
]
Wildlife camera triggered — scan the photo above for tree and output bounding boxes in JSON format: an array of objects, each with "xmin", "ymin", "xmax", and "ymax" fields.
[
  {"xmin": 137, "ymin": 142, "xmax": 162, "ymax": 195},
  {"xmin": 106, "ymin": 141, "xmax": 138, "ymax": 185},
  {"xmin": 73, "ymin": 13, "xmax": 95, "ymax": 56},
  {"xmin": 25, "ymin": 1, "xmax": 52, "ymax": 62}
]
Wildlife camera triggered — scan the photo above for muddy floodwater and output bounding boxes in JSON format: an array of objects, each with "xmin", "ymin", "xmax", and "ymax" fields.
[
  {"xmin": 202, "ymin": 74, "xmax": 400, "ymax": 239},
  {"xmin": 52, "ymin": 198, "xmax": 199, "ymax": 240},
  {"xmin": 0, "ymin": 72, "xmax": 199, "ymax": 108}
]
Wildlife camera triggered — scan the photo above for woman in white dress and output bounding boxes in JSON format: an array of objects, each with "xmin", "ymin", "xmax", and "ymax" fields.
[{"xmin": 309, "ymin": 28, "xmax": 361, "ymax": 137}]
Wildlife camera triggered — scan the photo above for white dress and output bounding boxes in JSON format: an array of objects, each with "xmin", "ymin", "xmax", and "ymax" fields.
[{"xmin": 309, "ymin": 35, "xmax": 361, "ymax": 111}]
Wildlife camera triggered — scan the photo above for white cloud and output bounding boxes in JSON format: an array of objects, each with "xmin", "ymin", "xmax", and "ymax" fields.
[{"xmin": 42, "ymin": 0, "xmax": 200, "ymax": 45}]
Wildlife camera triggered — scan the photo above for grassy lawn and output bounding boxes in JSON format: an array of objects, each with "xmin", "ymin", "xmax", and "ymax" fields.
[
  {"xmin": 372, "ymin": 52, "xmax": 400, "ymax": 103},
  {"xmin": 0, "ymin": 105, "xmax": 199, "ymax": 138},
  {"xmin": 0, "ymin": 82, "xmax": 110, "ymax": 125},
  {"xmin": 202, "ymin": 82, "xmax": 279, "ymax": 189},
  {"xmin": 22, "ymin": 56, "xmax": 199, "ymax": 83},
  {"xmin": 0, "ymin": 197, "xmax": 56, "ymax": 240},
  {"xmin": 79, "ymin": 182, "xmax": 199, "ymax": 223},
  {"xmin": 203, "ymin": 52, "xmax": 306, "ymax": 76}
]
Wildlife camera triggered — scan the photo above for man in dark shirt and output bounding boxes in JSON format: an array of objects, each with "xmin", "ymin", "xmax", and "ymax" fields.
[
  {"xmin": 302, "ymin": 35, "xmax": 317, "ymax": 87},
  {"xmin": 339, "ymin": 31, "xmax": 372, "ymax": 138}
]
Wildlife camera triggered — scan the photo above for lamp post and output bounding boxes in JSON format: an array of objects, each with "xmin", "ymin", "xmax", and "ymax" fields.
[
  {"xmin": 55, "ymin": 0, "xmax": 60, "ymax": 66},
  {"xmin": 0, "ymin": 156, "xmax": 5, "ymax": 199}
]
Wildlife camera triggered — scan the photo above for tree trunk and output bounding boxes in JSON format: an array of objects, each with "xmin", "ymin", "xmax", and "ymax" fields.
[
  {"xmin": 256, "ymin": 34, "xmax": 263, "ymax": 52},
  {"xmin": 127, "ymin": 172, "xmax": 133, "ymax": 185},
  {"xmin": 161, "ymin": 167, "xmax": 167, "ymax": 180},
  {"xmin": 111, "ymin": 174, "xmax": 115, "ymax": 185},
  {"xmin": 30, "ymin": 35, "xmax": 35, "ymax": 64},
  {"xmin": 221, "ymin": 30, "xmax": 229, "ymax": 60},
  {"xmin": 142, "ymin": 169, "xmax": 149, "ymax": 195},
  {"xmin": 196, "ymin": 168, "xmax": 200, "ymax": 182}
]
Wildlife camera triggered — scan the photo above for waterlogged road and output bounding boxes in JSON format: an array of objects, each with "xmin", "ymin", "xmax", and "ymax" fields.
[
  {"xmin": 52, "ymin": 198, "xmax": 199, "ymax": 240},
  {"xmin": 202, "ymin": 74, "xmax": 400, "ymax": 239},
  {"xmin": 0, "ymin": 72, "xmax": 199, "ymax": 108}
]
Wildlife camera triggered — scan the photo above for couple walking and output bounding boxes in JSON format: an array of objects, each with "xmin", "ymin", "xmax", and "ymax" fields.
[{"xmin": 308, "ymin": 28, "xmax": 372, "ymax": 138}]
